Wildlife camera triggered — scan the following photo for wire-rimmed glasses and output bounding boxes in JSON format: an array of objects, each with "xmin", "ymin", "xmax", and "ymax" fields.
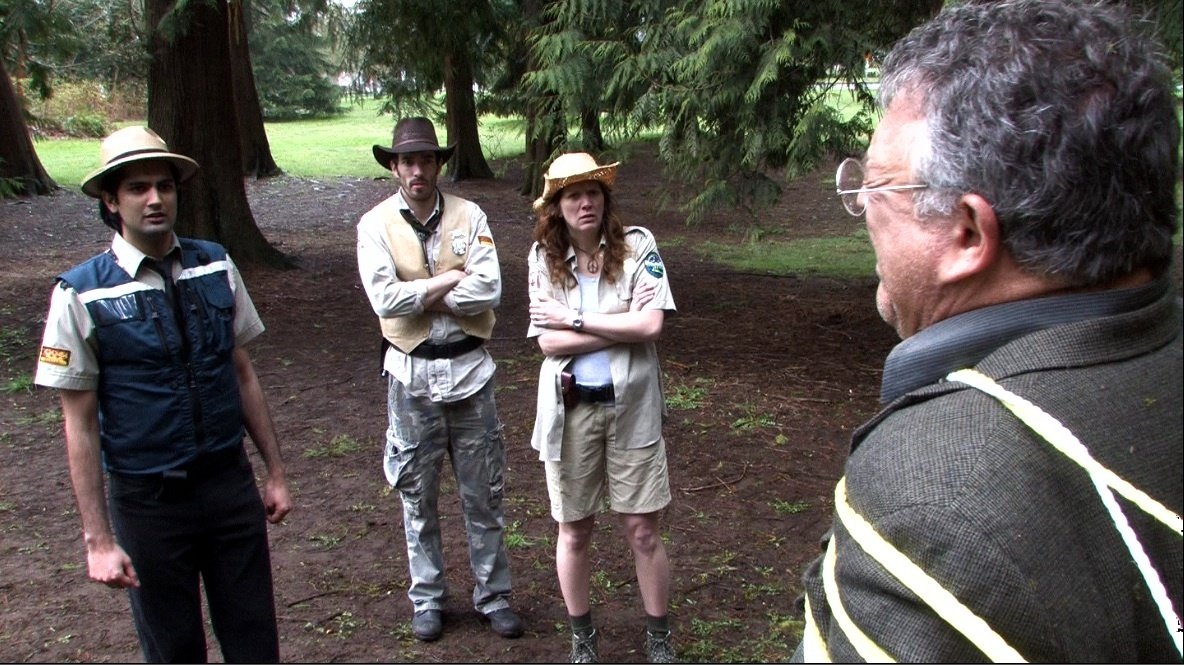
[{"xmin": 835, "ymin": 157, "xmax": 929, "ymax": 217}]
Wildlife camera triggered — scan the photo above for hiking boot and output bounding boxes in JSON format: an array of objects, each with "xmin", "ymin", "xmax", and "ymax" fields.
[
  {"xmin": 484, "ymin": 607, "xmax": 524, "ymax": 638},
  {"xmin": 570, "ymin": 628, "xmax": 598, "ymax": 663},
  {"xmin": 645, "ymin": 629, "xmax": 677, "ymax": 663},
  {"xmin": 411, "ymin": 609, "xmax": 443, "ymax": 641}
]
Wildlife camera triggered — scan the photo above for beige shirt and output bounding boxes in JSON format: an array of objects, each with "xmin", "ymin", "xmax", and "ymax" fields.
[
  {"xmin": 356, "ymin": 189, "xmax": 501, "ymax": 403},
  {"xmin": 527, "ymin": 226, "xmax": 676, "ymax": 461},
  {"xmin": 35, "ymin": 233, "xmax": 263, "ymax": 391}
]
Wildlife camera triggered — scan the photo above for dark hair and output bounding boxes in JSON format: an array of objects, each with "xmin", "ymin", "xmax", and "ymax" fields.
[
  {"xmin": 880, "ymin": 0, "xmax": 1179, "ymax": 286},
  {"xmin": 95, "ymin": 161, "xmax": 184, "ymax": 232},
  {"xmin": 532, "ymin": 183, "xmax": 627, "ymax": 289}
]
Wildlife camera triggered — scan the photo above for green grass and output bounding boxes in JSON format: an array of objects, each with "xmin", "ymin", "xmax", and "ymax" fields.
[
  {"xmin": 31, "ymin": 100, "xmax": 527, "ymax": 187},
  {"xmin": 303, "ymin": 433, "xmax": 363, "ymax": 459},
  {"xmin": 700, "ymin": 230, "xmax": 876, "ymax": 279}
]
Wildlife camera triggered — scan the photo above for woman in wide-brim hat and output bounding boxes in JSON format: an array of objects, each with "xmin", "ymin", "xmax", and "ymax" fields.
[
  {"xmin": 524, "ymin": 151, "xmax": 680, "ymax": 663},
  {"xmin": 531, "ymin": 152, "xmax": 623, "ymax": 284}
]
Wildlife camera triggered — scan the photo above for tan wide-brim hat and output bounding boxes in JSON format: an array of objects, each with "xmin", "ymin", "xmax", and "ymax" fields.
[
  {"xmin": 81, "ymin": 126, "xmax": 200, "ymax": 198},
  {"xmin": 372, "ymin": 116, "xmax": 456, "ymax": 169},
  {"xmin": 532, "ymin": 152, "xmax": 619, "ymax": 211}
]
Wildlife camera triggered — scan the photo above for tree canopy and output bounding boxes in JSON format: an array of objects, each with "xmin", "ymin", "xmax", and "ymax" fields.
[{"xmin": 5, "ymin": 0, "xmax": 1182, "ymax": 226}]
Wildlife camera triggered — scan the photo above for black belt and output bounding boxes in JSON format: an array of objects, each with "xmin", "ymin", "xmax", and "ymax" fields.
[
  {"xmin": 409, "ymin": 335, "xmax": 485, "ymax": 360},
  {"xmin": 574, "ymin": 384, "xmax": 615, "ymax": 404}
]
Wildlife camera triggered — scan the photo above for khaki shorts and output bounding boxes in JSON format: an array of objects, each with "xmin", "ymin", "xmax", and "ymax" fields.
[{"xmin": 544, "ymin": 400, "xmax": 672, "ymax": 523}]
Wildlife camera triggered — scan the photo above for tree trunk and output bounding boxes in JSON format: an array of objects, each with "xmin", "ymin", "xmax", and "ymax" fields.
[
  {"xmin": 519, "ymin": 96, "xmax": 565, "ymax": 200},
  {"xmin": 579, "ymin": 107, "xmax": 604, "ymax": 153},
  {"xmin": 443, "ymin": 52, "xmax": 493, "ymax": 181},
  {"xmin": 146, "ymin": 0, "xmax": 288, "ymax": 268},
  {"xmin": 229, "ymin": 0, "xmax": 282, "ymax": 179},
  {"xmin": 0, "ymin": 57, "xmax": 57, "ymax": 197}
]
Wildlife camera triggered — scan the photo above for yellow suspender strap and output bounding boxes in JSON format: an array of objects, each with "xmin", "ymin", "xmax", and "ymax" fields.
[
  {"xmin": 946, "ymin": 368, "xmax": 1183, "ymax": 659},
  {"xmin": 833, "ymin": 478, "xmax": 1027, "ymax": 662},
  {"xmin": 820, "ymin": 527, "xmax": 897, "ymax": 662},
  {"xmin": 801, "ymin": 595, "xmax": 833, "ymax": 663}
]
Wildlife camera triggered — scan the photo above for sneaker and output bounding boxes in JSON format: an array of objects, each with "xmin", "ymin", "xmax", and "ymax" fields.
[
  {"xmin": 484, "ymin": 607, "xmax": 524, "ymax": 638},
  {"xmin": 645, "ymin": 629, "xmax": 676, "ymax": 663},
  {"xmin": 570, "ymin": 628, "xmax": 598, "ymax": 663},
  {"xmin": 411, "ymin": 609, "xmax": 443, "ymax": 641}
]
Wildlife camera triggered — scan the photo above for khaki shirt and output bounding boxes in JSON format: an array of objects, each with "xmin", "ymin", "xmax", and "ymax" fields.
[
  {"xmin": 35, "ymin": 233, "xmax": 263, "ymax": 391},
  {"xmin": 526, "ymin": 226, "xmax": 676, "ymax": 461}
]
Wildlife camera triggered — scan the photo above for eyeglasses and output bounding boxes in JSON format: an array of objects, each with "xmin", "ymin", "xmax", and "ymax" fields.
[{"xmin": 835, "ymin": 157, "xmax": 929, "ymax": 217}]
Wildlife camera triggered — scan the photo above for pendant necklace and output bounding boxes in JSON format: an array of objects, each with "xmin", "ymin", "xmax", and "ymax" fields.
[{"xmin": 574, "ymin": 243, "xmax": 601, "ymax": 274}]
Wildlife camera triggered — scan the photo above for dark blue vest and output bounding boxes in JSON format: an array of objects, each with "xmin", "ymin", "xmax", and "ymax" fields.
[{"xmin": 58, "ymin": 239, "xmax": 244, "ymax": 475}]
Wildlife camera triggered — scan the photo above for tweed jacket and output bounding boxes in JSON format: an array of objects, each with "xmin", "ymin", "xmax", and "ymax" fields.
[{"xmin": 799, "ymin": 286, "xmax": 1183, "ymax": 662}]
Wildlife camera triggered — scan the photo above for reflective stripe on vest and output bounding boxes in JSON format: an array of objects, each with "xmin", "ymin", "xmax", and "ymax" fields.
[{"xmin": 947, "ymin": 368, "xmax": 1183, "ymax": 659}]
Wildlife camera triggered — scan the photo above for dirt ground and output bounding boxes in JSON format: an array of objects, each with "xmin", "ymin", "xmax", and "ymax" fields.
[{"xmin": 0, "ymin": 145, "xmax": 1078, "ymax": 663}]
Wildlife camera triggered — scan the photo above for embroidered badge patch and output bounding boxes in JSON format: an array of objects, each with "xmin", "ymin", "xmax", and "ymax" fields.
[
  {"xmin": 39, "ymin": 346, "xmax": 70, "ymax": 367},
  {"xmin": 478, "ymin": 235, "xmax": 495, "ymax": 247},
  {"xmin": 643, "ymin": 251, "xmax": 665, "ymax": 278}
]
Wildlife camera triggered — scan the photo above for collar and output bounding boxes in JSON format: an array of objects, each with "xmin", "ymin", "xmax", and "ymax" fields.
[
  {"xmin": 565, "ymin": 236, "xmax": 605, "ymax": 265},
  {"xmin": 396, "ymin": 190, "xmax": 443, "ymax": 236},
  {"xmin": 879, "ymin": 279, "xmax": 1169, "ymax": 404},
  {"xmin": 111, "ymin": 232, "xmax": 181, "ymax": 277}
]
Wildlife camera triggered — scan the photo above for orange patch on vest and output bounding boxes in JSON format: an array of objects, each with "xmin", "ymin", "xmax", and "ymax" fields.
[{"xmin": 478, "ymin": 235, "xmax": 495, "ymax": 247}]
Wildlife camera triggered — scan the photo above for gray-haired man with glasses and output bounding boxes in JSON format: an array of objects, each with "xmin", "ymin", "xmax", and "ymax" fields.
[
  {"xmin": 834, "ymin": 157, "xmax": 927, "ymax": 218},
  {"xmin": 796, "ymin": 0, "xmax": 1182, "ymax": 661}
]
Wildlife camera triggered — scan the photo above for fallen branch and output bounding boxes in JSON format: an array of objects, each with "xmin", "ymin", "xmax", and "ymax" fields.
[{"xmin": 680, "ymin": 462, "xmax": 748, "ymax": 493}]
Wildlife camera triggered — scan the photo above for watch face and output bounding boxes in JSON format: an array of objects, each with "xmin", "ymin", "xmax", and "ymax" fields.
[{"xmin": 573, "ymin": 315, "xmax": 583, "ymax": 330}]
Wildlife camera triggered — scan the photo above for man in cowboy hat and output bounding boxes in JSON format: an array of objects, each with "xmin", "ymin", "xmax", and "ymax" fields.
[
  {"xmin": 356, "ymin": 116, "xmax": 523, "ymax": 642},
  {"xmin": 34, "ymin": 126, "xmax": 292, "ymax": 662}
]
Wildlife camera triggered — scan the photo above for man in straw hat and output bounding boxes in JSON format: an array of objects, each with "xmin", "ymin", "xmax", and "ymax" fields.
[
  {"xmin": 527, "ymin": 152, "xmax": 678, "ymax": 663},
  {"xmin": 356, "ymin": 116, "xmax": 523, "ymax": 642},
  {"xmin": 34, "ymin": 126, "xmax": 292, "ymax": 662}
]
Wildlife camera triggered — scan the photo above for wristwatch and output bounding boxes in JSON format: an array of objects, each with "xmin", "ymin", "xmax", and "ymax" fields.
[{"xmin": 571, "ymin": 312, "xmax": 584, "ymax": 331}]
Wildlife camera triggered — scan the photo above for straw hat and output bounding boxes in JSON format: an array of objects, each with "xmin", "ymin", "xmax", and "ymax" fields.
[
  {"xmin": 372, "ymin": 117, "xmax": 456, "ymax": 169},
  {"xmin": 81, "ymin": 126, "xmax": 199, "ymax": 198},
  {"xmin": 532, "ymin": 152, "xmax": 620, "ymax": 211}
]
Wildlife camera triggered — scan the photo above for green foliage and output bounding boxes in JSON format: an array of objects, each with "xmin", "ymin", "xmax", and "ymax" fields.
[
  {"xmin": 3, "ymin": 374, "xmax": 34, "ymax": 394},
  {"xmin": 249, "ymin": 0, "xmax": 343, "ymax": 121},
  {"xmin": 771, "ymin": 499, "xmax": 810, "ymax": 515},
  {"xmin": 699, "ymin": 230, "xmax": 876, "ymax": 279},
  {"xmin": 731, "ymin": 404, "xmax": 776, "ymax": 432},
  {"xmin": 23, "ymin": 80, "xmax": 115, "ymax": 137},
  {"xmin": 0, "ymin": 173, "xmax": 20, "ymax": 198},
  {"xmin": 303, "ymin": 434, "xmax": 363, "ymax": 459},
  {"xmin": 342, "ymin": 0, "xmax": 504, "ymax": 117},
  {"xmin": 666, "ymin": 377, "xmax": 713, "ymax": 410}
]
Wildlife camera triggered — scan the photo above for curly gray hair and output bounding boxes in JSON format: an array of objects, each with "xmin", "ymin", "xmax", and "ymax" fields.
[{"xmin": 879, "ymin": 0, "xmax": 1179, "ymax": 287}]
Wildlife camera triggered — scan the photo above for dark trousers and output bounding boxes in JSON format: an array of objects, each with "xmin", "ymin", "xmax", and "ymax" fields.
[{"xmin": 108, "ymin": 448, "xmax": 279, "ymax": 663}]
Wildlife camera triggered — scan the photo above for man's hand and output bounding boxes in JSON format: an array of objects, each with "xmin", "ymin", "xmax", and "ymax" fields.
[
  {"xmin": 262, "ymin": 474, "xmax": 292, "ymax": 524},
  {"xmin": 86, "ymin": 537, "xmax": 139, "ymax": 589}
]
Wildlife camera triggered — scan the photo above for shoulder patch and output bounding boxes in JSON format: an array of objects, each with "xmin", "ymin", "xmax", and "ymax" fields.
[
  {"xmin": 39, "ymin": 346, "xmax": 70, "ymax": 367},
  {"xmin": 478, "ymin": 235, "xmax": 495, "ymax": 247},
  {"xmin": 643, "ymin": 251, "xmax": 664, "ymax": 278}
]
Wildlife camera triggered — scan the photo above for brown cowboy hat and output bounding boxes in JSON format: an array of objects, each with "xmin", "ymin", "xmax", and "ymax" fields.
[
  {"xmin": 532, "ymin": 152, "xmax": 620, "ymax": 211},
  {"xmin": 81, "ymin": 126, "xmax": 200, "ymax": 198},
  {"xmin": 372, "ymin": 117, "xmax": 456, "ymax": 169}
]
